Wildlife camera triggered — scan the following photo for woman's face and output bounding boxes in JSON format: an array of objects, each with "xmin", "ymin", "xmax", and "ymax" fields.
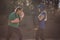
[{"xmin": 17, "ymin": 10, "xmax": 22, "ymax": 14}]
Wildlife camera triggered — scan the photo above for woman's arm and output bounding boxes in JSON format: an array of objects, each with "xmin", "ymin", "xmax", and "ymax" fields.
[
  {"xmin": 11, "ymin": 18, "xmax": 20, "ymax": 23},
  {"xmin": 38, "ymin": 15, "xmax": 44, "ymax": 21}
]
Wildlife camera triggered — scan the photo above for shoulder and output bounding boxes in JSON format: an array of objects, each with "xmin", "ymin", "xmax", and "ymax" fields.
[
  {"xmin": 41, "ymin": 11, "xmax": 47, "ymax": 15},
  {"xmin": 9, "ymin": 12, "xmax": 15, "ymax": 16},
  {"xmin": 9, "ymin": 12, "xmax": 16, "ymax": 18}
]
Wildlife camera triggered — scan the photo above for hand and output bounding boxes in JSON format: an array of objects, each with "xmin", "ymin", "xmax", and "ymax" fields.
[{"xmin": 19, "ymin": 11, "xmax": 24, "ymax": 21}]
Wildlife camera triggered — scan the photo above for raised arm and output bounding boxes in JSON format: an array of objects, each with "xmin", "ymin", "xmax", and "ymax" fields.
[
  {"xmin": 11, "ymin": 18, "xmax": 20, "ymax": 23},
  {"xmin": 38, "ymin": 14, "xmax": 45, "ymax": 21}
]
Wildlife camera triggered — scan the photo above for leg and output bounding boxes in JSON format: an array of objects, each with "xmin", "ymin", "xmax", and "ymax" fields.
[
  {"xmin": 40, "ymin": 29, "xmax": 44, "ymax": 40},
  {"xmin": 17, "ymin": 28, "xmax": 22, "ymax": 40},
  {"xmin": 35, "ymin": 28, "xmax": 40, "ymax": 40},
  {"xmin": 13, "ymin": 28, "xmax": 23, "ymax": 40},
  {"xmin": 6, "ymin": 26, "xmax": 13, "ymax": 40}
]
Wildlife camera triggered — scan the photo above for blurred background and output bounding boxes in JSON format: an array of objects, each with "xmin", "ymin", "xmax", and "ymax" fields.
[{"xmin": 0, "ymin": 0, "xmax": 60, "ymax": 40}]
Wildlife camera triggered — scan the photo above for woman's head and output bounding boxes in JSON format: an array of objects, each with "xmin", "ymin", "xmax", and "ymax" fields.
[
  {"xmin": 15, "ymin": 7, "xmax": 23, "ymax": 14},
  {"xmin": 37, "ymin": 4, "xmax": 45, "ymax": 11}
]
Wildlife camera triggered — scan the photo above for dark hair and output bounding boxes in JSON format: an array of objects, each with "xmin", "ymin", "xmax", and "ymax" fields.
[{"xmin": 16, "ymin": 7, "xmax": 22, "ymax": 12}]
